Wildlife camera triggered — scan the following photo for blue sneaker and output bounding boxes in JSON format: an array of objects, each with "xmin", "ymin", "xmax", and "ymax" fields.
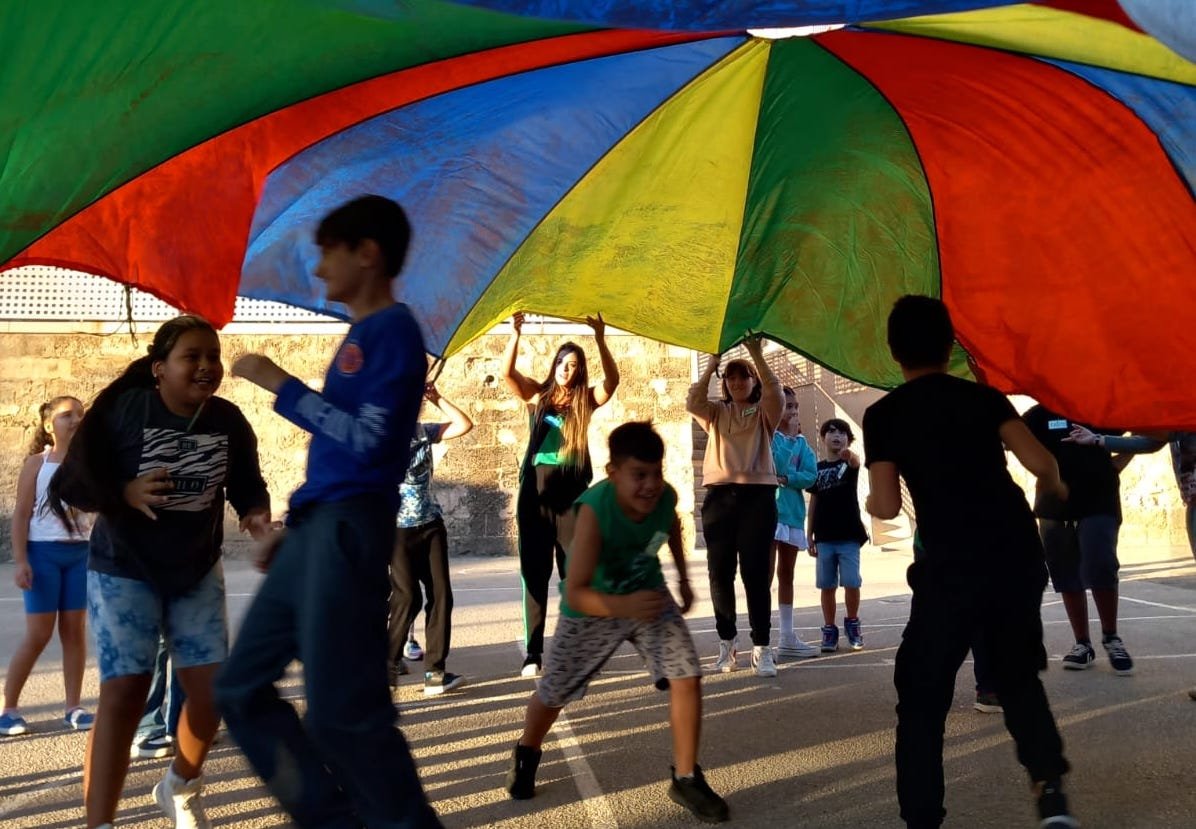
[
  {"xmin": 64, "ymin": 707, "xmax": 95, "ymax": 731},
  {"xmin": 0, "ymin": 711, "xmax": 28, "ymax": 736},
  {"xmin": 404, "ymin": 638, "xmax": 424, "ymax": 661},
  {"xmin": 844, "ymin": 617, "xmax": 864, "ymax": 650},
  {"xmin": 820, "ymin": 624, "xmax": 839, "ymax": 652}
]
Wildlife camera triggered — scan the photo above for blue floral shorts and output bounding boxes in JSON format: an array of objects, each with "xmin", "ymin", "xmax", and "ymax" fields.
[{"xmin": 87, "ymin": 563, "xmax": 228, "ymax": 682}]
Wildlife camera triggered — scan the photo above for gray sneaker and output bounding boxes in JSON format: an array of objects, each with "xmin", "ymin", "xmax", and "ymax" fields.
[
  {"xmin": 1061, "ymin": 642, "xmax": 1095, "ymax": 670},
  {"xmin": 777, "ymin": 634, "xmax": 819, "ymax": 660},
  {"xmin": 1101, "ymin": 636, "xmax": 1134, "ymax": 676}
]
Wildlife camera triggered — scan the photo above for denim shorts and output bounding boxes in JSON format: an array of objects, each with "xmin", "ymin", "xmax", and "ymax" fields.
[
  {"xmin": 815, "ymin": 541, "xmax": 862, "ymax": 589},
  {"xmin": 88, "ymin": 563, "xmax": 228, "ymax": 682},
  {"xmin": 23, "ymin": 540, "xmax": 88, "ymax": 614},
  {"xmin": 1040, "ymin": 515, "xmax": 1120, "ymax": 592}
]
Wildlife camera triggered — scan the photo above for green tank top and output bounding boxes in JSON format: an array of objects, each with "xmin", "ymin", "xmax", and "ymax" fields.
[{"xmin": 559, "ymin": 480, "xmax": 678, "ymax": 618}]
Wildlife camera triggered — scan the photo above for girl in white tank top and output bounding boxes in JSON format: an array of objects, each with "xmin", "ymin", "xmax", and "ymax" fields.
[{"xmin": 1, "ymin": 396, "xmax": 94, "ymax": 737}]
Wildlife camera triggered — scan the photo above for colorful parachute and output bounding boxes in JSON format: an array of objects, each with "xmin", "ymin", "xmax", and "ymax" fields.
[{"xmin": 2, "ymin": 1, "xmax": 1194, "ymax": 430}]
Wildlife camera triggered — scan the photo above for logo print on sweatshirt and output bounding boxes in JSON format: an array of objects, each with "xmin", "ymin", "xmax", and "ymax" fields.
[
  {"xmin": 336, "ymin": 342, "xmax": 364, "ymax": 376},
  {"xmin": 139, "ymin": 429, "xmax": 227, "ymax": 513}
]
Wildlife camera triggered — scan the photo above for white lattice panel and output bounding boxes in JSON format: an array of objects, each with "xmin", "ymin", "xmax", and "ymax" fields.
[{"xmin": 0, "ymin": 266, "xmax": 337, "ymax": 323}]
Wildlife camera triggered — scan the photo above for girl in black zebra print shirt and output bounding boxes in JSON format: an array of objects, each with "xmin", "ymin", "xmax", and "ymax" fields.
[{"xmin": 50, "ymin": 315, "xmax": 272, "ymax": 829}]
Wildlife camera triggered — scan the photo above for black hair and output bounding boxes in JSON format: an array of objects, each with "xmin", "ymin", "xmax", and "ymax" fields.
[
  {"xmin": 29, "ymin": 396, "xmax": 82, "ymax": 455},
  {"xmin": 608, "ymin": 421, "xmax": 665, "ymax": 465},
  {"xmin": 315, "ymin": 195, "xmax": 411, "ymax": 278},
  {"xmin": 47, "ymin": 315, "xmax": 217, "ymax": 531},
  {"xmin": 720, "ymin": 359, "xmax": 762, "ymax": 404},
  {"xmin": 888, "ymin": 294, "xmax": 955, "ymax": 369},
  {"xmin": 820, "ymin": 417, "xmax": 855, "ymax": 444},
  {"xmin": 782, "ymin": 386, "xmax": 796, "ymax": 399}
]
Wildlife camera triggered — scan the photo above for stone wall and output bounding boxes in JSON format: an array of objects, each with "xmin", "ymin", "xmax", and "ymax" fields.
[
  {"xmin": 0, "ymin": 329, "xmax": 696, "ymax": 559},
  {"xmin": 0, "ymin": 330, "xmax": 1187, "ymax": 560}
]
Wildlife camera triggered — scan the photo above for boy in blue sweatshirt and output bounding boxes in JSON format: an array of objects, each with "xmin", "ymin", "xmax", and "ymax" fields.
[{"xmin": 216, "ymin": 195, "xmax": 440, "ymax": 828}]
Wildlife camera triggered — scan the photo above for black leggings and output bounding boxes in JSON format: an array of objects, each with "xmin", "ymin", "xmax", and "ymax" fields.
[
  {"xmin": 517, "ymin": 465, "xmax": 588, "ymax": 658},
  {"xmin": 701, "ymin": 484, "xmax": 778, "ymax": 647}
]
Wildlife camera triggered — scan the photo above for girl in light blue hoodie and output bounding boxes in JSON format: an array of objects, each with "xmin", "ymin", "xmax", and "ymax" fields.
[{"xmin": 770, "ymin": 387, "xmax": 819, "ymax": 658}]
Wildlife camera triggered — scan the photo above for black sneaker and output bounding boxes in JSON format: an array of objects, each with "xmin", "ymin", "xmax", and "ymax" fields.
[
  {"xmin": 668, "ymin": 765, "xmax": 729, "ymax": 823},
  {"xmin": 389, "ymin": 659, "xmax": 409, "ymax": 688},
  {"xmin": 974, "ymin": 691, "xmax": 1003, "ymax": 714},
  {"xmin": 1035, "ymin": 779, "xmax": 1080, "ymax": 828},
  {"xmin": 424, "ymin": 671, "xmax": 466, "ymax": 696},
  {"xmin": 1061, "ymin": 642, "xmax": 1095, "ymax": 670},
  {"xmin": 505, "ymin": 743, "xmax": 542, "ymax": 800},
  {"xmin": 1102, "ymin": 635, "xmax": 1134, "ymax": 676}
]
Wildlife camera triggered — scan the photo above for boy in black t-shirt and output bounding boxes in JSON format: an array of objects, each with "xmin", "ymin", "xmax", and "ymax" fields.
[
  {"xmin": 862, "ymin": 296, "xmax": 1078, "ymax": 829},
  {"xmin": 1023, "ymin": 405, "xmax": 1133, "ymax": 676},
  {"xmin": 806, "ymin": 418, "xmax": 869, "ymax": 651}
]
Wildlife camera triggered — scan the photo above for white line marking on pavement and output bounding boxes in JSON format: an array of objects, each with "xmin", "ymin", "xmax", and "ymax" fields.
[
  {"xmin": 1119, "ymin": 595, "xmax": 1196, "ymax": 614},
  {"xmin": 554, "ymin": 711, "xmax": 619, "ymax": 829},
  {"xmin": 510, "ymin": 644, "xmax": 617, "ymax": 828}
]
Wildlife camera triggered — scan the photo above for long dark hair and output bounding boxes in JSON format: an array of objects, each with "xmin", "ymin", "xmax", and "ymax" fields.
[
  {"xmin": 28, "ymin": 396, "xmax": 82, "ymax": 455},
  {"xmin": 47, "ymin": 315, "xmax": 217, "ymax": 530},
  {"xmin": 532, "ymin": 342, "xmax": 595, "ymax": 471}
]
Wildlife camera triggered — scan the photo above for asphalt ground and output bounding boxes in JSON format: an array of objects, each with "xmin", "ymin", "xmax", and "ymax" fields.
[{"xmin": 2, "ymin": 540, "xmax": 1196, "ymax": 828}]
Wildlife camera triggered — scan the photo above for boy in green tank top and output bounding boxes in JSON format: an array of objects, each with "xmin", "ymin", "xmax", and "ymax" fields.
[{"xmin": 504, "ymin": 422, "xmax": 728, "ymax": 823}]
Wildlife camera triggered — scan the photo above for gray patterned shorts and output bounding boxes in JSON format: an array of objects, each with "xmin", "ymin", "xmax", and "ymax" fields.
[{"xmin": 537, "ymin": 592, "xmax": 701, "ymax": 709}]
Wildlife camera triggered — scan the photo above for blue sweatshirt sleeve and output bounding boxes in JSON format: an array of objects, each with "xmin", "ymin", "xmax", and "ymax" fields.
[{"xmin": 273, "ymin": 323, "xmax": 424, "ymax": 466}]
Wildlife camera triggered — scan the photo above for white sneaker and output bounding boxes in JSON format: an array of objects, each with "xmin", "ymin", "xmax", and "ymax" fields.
[
  {"xmin": 153, "ymin": 768, "xmax": 210, "ymax": 829},
  {"xmin": 752, "ymin": 646, "xmax": 778, "ymax": 678},
  {"xmin": 777, "ymin": 635, "xmax": 820, "ymax": 660},
  {"xmin": 715, "ymin": 638, "xmax": 738, "ymax": 673}
]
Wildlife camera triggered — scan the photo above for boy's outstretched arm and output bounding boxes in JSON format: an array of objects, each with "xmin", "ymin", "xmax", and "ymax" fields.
[
  {"xmin": 866, "ymin": 462, "xmax": 902, "ymax": 519},
  {"xmin": 565, "ymin": 505, "xmax": 666, "ymax": 621},
  {"xmin": 999, "ymin": 419, "xmax": 1069, "ymax": 500},
  {"xmin": 233, "ymin": 346, "xmax": 424, "ymax": 465},
  {"xmin": 666, "ymin": 513, "xmax": 694, "ymax": 613}
]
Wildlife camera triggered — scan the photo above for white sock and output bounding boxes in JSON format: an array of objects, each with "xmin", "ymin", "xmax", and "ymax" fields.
[{"xmin": 779, "ymin": 604, "xmax": 794, "ymax": 637}]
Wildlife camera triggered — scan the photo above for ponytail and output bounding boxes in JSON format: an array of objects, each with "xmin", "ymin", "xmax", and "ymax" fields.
[{"xmin": 28, "ymin": 395, "xmax": 86, "ymax": 456}]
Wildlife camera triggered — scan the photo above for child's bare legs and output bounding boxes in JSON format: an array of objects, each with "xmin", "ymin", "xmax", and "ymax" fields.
[
  {"xmin": 2, "ymin": 612, "xmax": 56, "ymax": 711},
  {"xmin": 1063, "ymin": 588, "xmax": 1120, "ymax": 638},
  {"xmin": 85, "ymin": 674, "xmax": 152, "ymax": 827},
  {"xmin": 845, "ymin": 588, "xmax": 861, "ymax": 620},
  {"xmin": 821, "ymin": 588, "xmax": 837, "ymax": 626},
  {"xmin": 1060, "ymin": 591, "xmax": 1089, "ymax": 641},
  {"xmin": 519, "ymin": 693, "xmax": 562, "ymax": 749},
  {"xmin": 669, "ymin": 677, "xmax": 701, "ymax": 776},
  {"xmin": 173, "ymin": 663, "xmax": 222, "ymax": 780},
  {"xmin": 58, "ymin": 609, "xmax": 87, "ymax": 711}
]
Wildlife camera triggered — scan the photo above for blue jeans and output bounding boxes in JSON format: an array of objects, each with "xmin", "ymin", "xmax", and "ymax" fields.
[
  {"xmin": 136, "ymin": 637, "xmax": 185, "ymax": 741},
  {"xmin": 215, "ymin": 496, "xmax": 441, "ymax": 829}
]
